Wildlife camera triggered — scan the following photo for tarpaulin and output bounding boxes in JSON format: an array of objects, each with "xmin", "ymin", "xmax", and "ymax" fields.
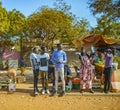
[{"xmin": 72, "ymin": 34, "xmax": 119, "ymax": 48}]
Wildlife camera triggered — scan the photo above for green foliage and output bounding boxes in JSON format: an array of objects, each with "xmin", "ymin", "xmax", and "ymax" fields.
[
  {"xmin": 88, "ymin": 0, "xmax": 120, "ymax": 39},
  {"xmin": 27, "ymin": 7, "xmax": 75, "ymax": 46},
  {"xmin": 54, "ymin": 0, "xmax": 71, "ymax": 14},
  {"xmin": 73, "ymin": 18, "xmax": 90, "ymax": 39},
  {"xmin": 0, "ymin": 5, "xmax": 9, "ymax": 33},
  {"xmin": 88, "ymin": 0, "xmax": 120, "ymax": 20},
  {"xmin": 91, "ymin": 15, "xmax": 120, "ymax": 39},
  {"xmin": 0, "ymin": 3, "xmax": 26, "ymax": 47},
  {"xmin": 8, "ymin": 9, "xmax": 26, "ymax": 37},
  {"xmin": 0, "ymin": 0, "xmax": 91, "ymax": 48}
]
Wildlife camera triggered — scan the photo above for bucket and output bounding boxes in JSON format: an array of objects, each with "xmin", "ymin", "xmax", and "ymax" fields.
[
  {"xmin": 8, "ymin": 83, "xmax": 16, "ymax": 92},
  {"xmin": 73, "ymin": 83, "xmax": 80, "ymax": 90},
  {"xmin": 112, "ymin": 63, "xmax": 118, "ymax": 70},
  {"xmin": 66, "ymin": 86, "xmax": 71, "ymax": 92}
]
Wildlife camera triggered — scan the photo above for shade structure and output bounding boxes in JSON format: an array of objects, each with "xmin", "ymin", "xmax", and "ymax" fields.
[{"xmin": 72, "ymin": 34, "xmax": 119, "ymax": 48}]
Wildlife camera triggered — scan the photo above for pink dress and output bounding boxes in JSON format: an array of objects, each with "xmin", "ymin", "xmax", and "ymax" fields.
[{"xmin": 79, "ymin": 56, "xmax": 93, "ymax": 89}]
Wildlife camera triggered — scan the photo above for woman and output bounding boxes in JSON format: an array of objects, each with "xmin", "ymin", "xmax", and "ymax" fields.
[{"xmin": 79, "ymin": 46, "xmax": 94, "ymax": 93}]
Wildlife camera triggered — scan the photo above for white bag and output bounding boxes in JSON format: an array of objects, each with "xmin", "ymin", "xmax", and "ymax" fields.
[{"xmin": 8, "ymin": 83, "xmax": 16, "ymax": 92}]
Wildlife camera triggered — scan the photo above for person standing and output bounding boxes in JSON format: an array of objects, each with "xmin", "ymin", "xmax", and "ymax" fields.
[
  {"xmin": 30, "ymin": 47, "xmax": 39, "ymax": 95},
  {"xmin": 52, "ymin": 43, "xmax": 67, "ymax": 96},
  {"xmin": 38, "ymin": 46, "xmax": 50, "ymax": 94},
  {"xmin": 48, "ymin": 47, "xmax": 55, "ymax": 91},
  {"xmin": 103, "ymin": 48, "xmax": 113, "ymax": 93},
  {"xmin": 19, "ymin": 57, "xmax": 27, "ymax": 76},
  {"xmin": 79, "ymin": 46, "xmax": 94, "ymax": 93}
]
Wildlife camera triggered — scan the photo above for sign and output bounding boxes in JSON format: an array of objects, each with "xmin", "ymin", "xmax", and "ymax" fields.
[{"xmin": 2, "ymin": 60, "xmax": 18, "ymax": 70}]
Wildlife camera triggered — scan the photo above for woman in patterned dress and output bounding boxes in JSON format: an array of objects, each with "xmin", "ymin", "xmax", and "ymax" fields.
[{"xmin": 79, "ymin": 46, "xmax": 94, "ymax": 93}]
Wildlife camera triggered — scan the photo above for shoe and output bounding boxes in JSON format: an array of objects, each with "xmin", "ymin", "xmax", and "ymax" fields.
[
  {"xmin": 80, "ymin": 89, "xmax": 84, "ymax": 93},
  {"xmin": 34, "ymin": 91, "xmax": 39, "ymax": 95},
  {"xmin": 41, "ymin": 89, "xmax": 45, "ymax": 95},
  {"xmin": 90, "ymin": 89, "xmax": 94, "ymax": 93},
  {"xmin": 61, "ymin": 91, "xmax": 66, "ymax": 96},
  {"xmin": 52, "ymin": 90, "xmax": 57, "ymax": 95},
  {"xmin": 106, "ymin": 91, "xmax": 110, "ymax": 94},
  {"xmin": 103, "ymin": 90, "xmax": 107, "ymax": 93},
  {"xmin": 46, "ymin": 89, "xmax": 50, "ymax": 94}
]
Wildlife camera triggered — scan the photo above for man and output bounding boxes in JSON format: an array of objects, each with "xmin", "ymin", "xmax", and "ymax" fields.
[
  {"xmin": 30, "ymin": 47, "xmax": 39, "ymax": 95},
  {"xmin": 37, "ymin": 46, "xmax": 50, "ymax": 94},
  {"xmin": 52, "ymin": 43, "xmax": 67, "ymax": 96},
  {"xmin": 48, "ymin": 47, "xmax": 55, "ymax": 91},
  {"xmin": 103, "ymin": 48, "xmax": 113, "ymax": 93}
]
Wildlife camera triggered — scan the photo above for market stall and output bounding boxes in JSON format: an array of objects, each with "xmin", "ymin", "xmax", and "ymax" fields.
[
  {"xmin": 72, "ymin": 34, "xmax": 120, "ymax": 91},
  {"xmin": 0, "ymin": 68, "xmax": 17, "ymax": 92},
  {"xmin": 72, "ymin": 34, "xmax": 119, "ymax": 49}
]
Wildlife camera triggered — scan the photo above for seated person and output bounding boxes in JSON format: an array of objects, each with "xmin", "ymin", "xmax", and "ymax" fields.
[{"xmin": 64, "ymin": 64, "xmax": 72, "ymax": 76}]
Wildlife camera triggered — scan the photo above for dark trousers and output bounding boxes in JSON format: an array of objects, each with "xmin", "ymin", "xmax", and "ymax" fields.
[
  {"xmin": 104, "ymin": 67, "xmax": 112, "ymax": 92},
  {"xmin": 33, "ymin": 69, "xmax": 39, "ymax": 92},
  {"xmin": 48, "ymin": 67, "xmax": 55, "ymax": 86}
]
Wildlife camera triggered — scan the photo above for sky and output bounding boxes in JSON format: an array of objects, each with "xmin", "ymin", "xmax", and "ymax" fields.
[{"xmin": 1, "ymin": 0, "xmax": 97, "ymax": 27}]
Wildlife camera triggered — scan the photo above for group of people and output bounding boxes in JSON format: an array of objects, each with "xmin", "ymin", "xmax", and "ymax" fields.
[
  {"xmin": 78, "ymin": 46, "xmax": 113, "ymax": 94},
  {"xmin": 30, "ymin": 43, "xmax": 67, "ymax": 96},
  {"xmin": 29, "ymin": 43, "xmax": 114, "ymax": 96}
]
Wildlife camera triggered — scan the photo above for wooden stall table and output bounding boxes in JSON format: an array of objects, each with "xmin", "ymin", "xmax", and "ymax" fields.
[{"xmin": 0, "ymin": 68, "xmax": 17, "ymax": 83}]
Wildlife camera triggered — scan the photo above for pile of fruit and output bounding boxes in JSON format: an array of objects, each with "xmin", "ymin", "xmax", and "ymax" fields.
[{"xmin": 95, "ymin": 61, "xmax": 105, "ymax": 74}]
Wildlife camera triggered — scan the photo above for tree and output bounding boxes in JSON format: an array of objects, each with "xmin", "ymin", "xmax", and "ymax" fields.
[
  {"xmin": 88, "ymin": 0, "xmax": 120, "ymax": 20},
  {"xmin": 73, "ymin": 18, "xmax": 90, "ymax": 39},
  {"xmin": 0, "ymin": 4, "xmax": 26, "ymax": 47},
  {"xmin": 90, "ymin": 15, "xmax": 120, "ymax": 39},
  {"xmin": 26, "ymin": 0, "xmax": 91, "ymax": 48},
  {"xmin": 0, "ymin": 4, "xmax": 9, "ymax": 35},
  {"xmin": 8, "ymin": 9, "xmax": 26, "ymax": 38},
  {"xmin": 88, "ymin": 0, "xmax": 120, "ymax": 39},
  {"xmin": 54, "ymin": 0, "xmax": 71, "ymax": 15},
  {"xmin": 27, "ymin": 7, "xmax": 74, "ymax": 47}
]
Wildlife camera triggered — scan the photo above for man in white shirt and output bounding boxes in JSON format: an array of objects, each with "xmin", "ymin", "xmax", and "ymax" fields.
[
  {"xmin": 30, "ymin": 47, "xmax": 39, "ymax": 95},
  {"xmin": 37, "ymin": 46, "xmax": 50, "ymax": 94}
]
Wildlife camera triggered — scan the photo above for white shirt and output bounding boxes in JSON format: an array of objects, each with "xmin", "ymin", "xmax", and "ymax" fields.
[
  {"xmin": 37, "ymin": 53, "xmax": 50, "ymax": 71},
  {"xmin": 30, "ymin": 53, "xmax": 39, "ymax": 70}
]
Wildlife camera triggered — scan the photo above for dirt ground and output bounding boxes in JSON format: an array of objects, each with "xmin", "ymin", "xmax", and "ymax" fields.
[{"xmin": 0, "ymin": 70, "xmax": 120, "ymax": 110}]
